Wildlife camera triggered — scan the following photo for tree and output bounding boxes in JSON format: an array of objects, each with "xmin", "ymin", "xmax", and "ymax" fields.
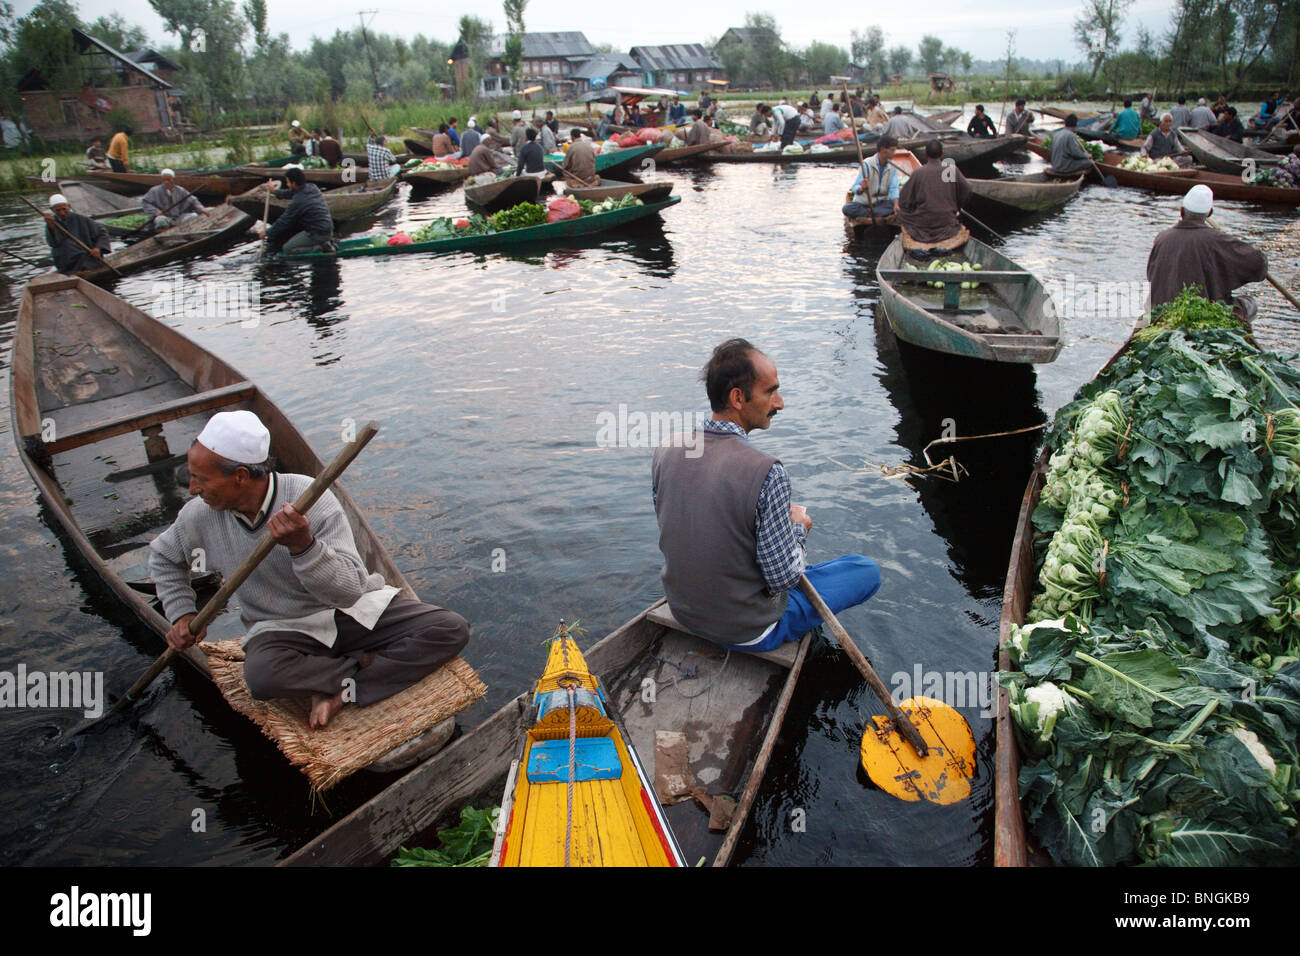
[
  {"xmin": 744, "ymin": 12, "xmax": 787, "ymax": 87},
  {"xmin": 802, "ymin": 40, "xmax": 847, "ymax": 86},
  {"xmin": 850, "ymin": 26, "xmax": 885, "ymax": 85},
  {"xmin": 502, "ymin": 0, "xmax": 526, "ymax": 92},
  {"xmin": 1207, "ymin": 0, "xmax": 1284, "ymax": 95},
  {"xmin": 887, "ymin": 44, "xmax": 912, "ymax": 77},
  {"xmin": 149, "ymin": 0, "xmax": 248, "ymax": 119},
  {"xmin": 917, "ymin": 35, "xmax": 944, "ymax": 74},
  {"xmin": 943, "ymin": 46, "xmax": 972, "ymax": 73},
  {"xmin": 457, "ymin": 14, "xmax": 492, "ymax": 97},
  {"xmin": 1073, "ymin": 0, "xmax": 1133, "ymax": 81},
  {"xmin": 88, "ymin": 14, "xmax": 149, "ymax": 52},
  {"xmin": 242, "ymin": 0, "xmax": 267, "ymax": 49}
]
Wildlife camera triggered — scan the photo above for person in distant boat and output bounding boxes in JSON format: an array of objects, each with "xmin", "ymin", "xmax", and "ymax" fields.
[
  {"xmin": 1004, "ymin": 99, "xmax": 1034, "ymax": 136},
  {"xmin": 842, "ymin": 134, "xmax": 902, "ymax": 220},
  {"xmin": 43, "ymin": 193, "xmax": 111, "ymax": 274},
  {"xmin": 317, "ymin": 128, "xmax": 343, "ymax": 168},
  {"xmin": 85, "ymin": 137, "xmax": 108, "ymax": 170},
  {"xmin": 149, "ymin": 410, "xmax": 470, "ymax": 729},
  {"xmin": 457, "ymin": 121, "xmax": 481, "ymax": 160},
  {"xmin": 366, "ymin": 135, "xmax": 401, "ymax": 178},
  {"xmin": 535, "ymin": 116, "xmax": 557, "ymax": 154},
  {"xmin": 896, "ymin": 139, "xmax": 972, "ymax": 246},
  {"xmin": 1109, "ymin": 99, "xmax": 1141, "ymax": 140},
  {"xmin": 561, "ymin": 127, "xmax": 599, "ymax": 187},
  {"xmin": 467, "ymin": 141, "xmax": 505, "ymax": 183},
  {"xmin": 685, "ymin": 110, "xmax": 713, "ymax": 147},
  {"xmin": 1189, "ymin": 97, "xmax": 1217, "ymax": 128},
  {"xmin": 544, "ymin": 111, "xmax": 559, "ymax": 138},
  {"xmin": 447, "ymin": 116, "xmax": 462, "ymax": 150},
  {"xmin": 865, "ymin": 97, "xmax": 889, "ymax": 134},
  {"xmin": 107, "ymin": 126, "xmax": 131, "ymax": 172},
  {"xmin": 772, "ymin": 101, "xmax": 801, "ymax": 148},
  {"xmin": 1210, "ymin": 106, "xmax": 1245, "ymax": 143},
  {"xmin": 820, "ymin": 94, "xmax": 837, "ymax": 122},
  {"xmin": 141, "ymin": 169, "xmax": 207, "ymax": 230},
  {"xmin": 514, "ymin": 126, "xmax": 546, "ymax": 178},
  {"xmin": 1049, "ymin": 114, "xmax": 1094, "ymax": 175},
  {"xmin": 1168, "ymin": 96, "xmax": 1192, "ymax": 129},
  {"xmin": 258, "ymin": 168, "xmax": 336, "ymax": 256},
  {"xmin": 1141, "ymin": 113, "xmax": 1188, "ymax": 164},
  {"xmin": 1139, "ymin": 91, "xmax": 1156, "ymax": 122},
  {"xmin": 823, "ymin": 103, "xmax": 846, "ymax": 138},
  {"xmin": 431, "ymin": 124, "xmax": 455, "ymax": 157},
  {"xmin": 883, "ymin": 106, "xmax": 921, "ymax": 141},
  {"xmin": 668, "ymin": 95, "xmax": 686, "ymax": 125},
  {"xmin": 652, "ymin": 339, "xmax": 881, "ymax": 653},
  {"xmin": 627, "ymin": 104, "xmax": 646, "ymax": 129},
  {"xmin": 967, "ymin": 104, "xmax": 996, "ymax": 138},
  {"xmin": 1146, "ymin": 184, "xmax": 1267, "ymax": 312},
  {"xmin": 510, "ymin": 110, "xmax": 528, "ymax": 154},
  {"xmin": 288, "ymin": 119, "xmax": 308, "ymax": 154},
  {"xmin": 750, "ymin": 104, "xmax": 771, "ymax": 137}
]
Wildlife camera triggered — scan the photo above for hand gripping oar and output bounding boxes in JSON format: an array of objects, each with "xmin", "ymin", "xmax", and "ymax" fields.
[
  {"xmin": 1206, "ymin": 218, "xmax": 1300, "ymax": 313},
  {"xmin": 22, "ymin": 195, "xmax": 122, "ymax": 277},
  {"xmin": 799, "ymin": 574, "xmax": 976, "ymax": 804},
  {"xmin": 838, "ymin": 76, "xmax": 876, "ymax": 226},
  {"xmin": 65, "ymin": 422, "xmax": 380, "ymax": 738}
]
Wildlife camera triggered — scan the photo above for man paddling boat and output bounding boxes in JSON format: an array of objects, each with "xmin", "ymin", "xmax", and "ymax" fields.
[
  {"xmin": 1146, "ymin": 185, "xmax": 1267, "ymax": 313},
  {"xmin": 149, "ymin": 411, "xmax": 470, "ymax": 728},
  {"xmin": 43, "ymin": 193, "xmax": 111, "ymax": 273},
  {"xmin": 842, "ymin": 134, "xmax": 902, "ymax": 221},
  {"xmin": 896, "ymin": 139, "xmax": 972, "ymax": 248},
  {"xmin": 141, "ymin": 169, "xmax": 208, "ymax": 231},
  {"xmin": 259, "ymin": 168, "xmax": 335, "ymax": 257},
  {"xmin": 652, "ymin": 339, "xmax": 881, "ymax": 653},
  {"xmin": 1004, "ymin": 100, "xmax": 1034, "ymax": 136}
]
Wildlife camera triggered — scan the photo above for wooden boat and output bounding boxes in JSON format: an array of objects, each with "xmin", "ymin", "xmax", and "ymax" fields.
[
  {"xmin": 463, "ymin": 176, "xmax": 544, "ymax": 213},
  {"xmin": 875, "ymin": 235, "xmax": 1063, "ymax": 363},
  {"xmin": 283, "ymin": 599, "xmax": 810, "ymax": 866},
  {"xmin": 912, "ymin": 108, "xmax": 963, "ymax": 129},
  {"xmin": 235, "ymin": 165, "xmax": 371, "ymax": 187},
  {"xmin": 926, "ymin": 134, "xmax": 1029, "ymax": 167},
  {"xmin": 1177, "ymin": 127, "xmax": 1280, "ymax": 175},
  {"xmin": 42, "ymin": 180, "xmax": 146, "ymax": 236},
  {"xmin": 80, "ymin": 170, "xmax": 264, "ymax": 203},
  {"xmin": 562, "ymin": 178, "xmax": 674, "ymax": 203},
  {"xmin": 1038, "ymin": 106, "xmax": 1101, "ymax": 122},
  {"xmin": 544, "ymin": 143, "xmax": 663, "ymax": 179},
  {"xmin": 842, "ymin": 150, "xmax": 924, "ymax": 230},
  {"xmin": 228, "ymin": 178, "xmax": 399, "ymax": 224},
  {"xmin": 283, "ymin": 197, "xmax": 681, "ymax": 261},
  {"xmin": 655, "ymin": 140, "xmax": 724, "ymax": 164},
  {"xmin": 707, "ymin": 142, "xmax": 864, "ymax": 164},
  {"xmin": 10, "ymin": 275, "xmax": 471, "ymax": 775},
  {"xmin": 403, "ymin": 138, "xmax": 433, "ymax": 157},
  {"xmin": 399, "ymin": 164, "xmax": 473, "ymax": 188},
  {"xmin": 73, "ymin": 204, "xmax": 254, "ymax": 281},
  {"xmin": 967, "ymin": 172, "xmax": 1085, "ymax": 214},
  {"xmin": 1093, "ymin": 152, "xmax": 1300, "ymax": 205},
  {"xmin": 490, "ymin": 626, "xmax": 688, "ymax": 866}
]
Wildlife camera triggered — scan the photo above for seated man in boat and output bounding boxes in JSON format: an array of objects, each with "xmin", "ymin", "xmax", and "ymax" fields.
[
  {"xmin": 896, "ymin": 139, "xmax": 972, "ymax": 248},
  {"xmin": 1049, "ymin": 114, "xmax": 1094, "ymax": 175},
  {"xmin": 823, "ymin": 103, "xmax": 846, "ymax": 138},
  {"xmin": 431, "ymin": 124, "xmax": 456, "ymax": 158},
  {"xmin": 288, "ymin": 120, "xmax": 308, "ymax": 155},
  {"xmin": 842, "ymin": 134, "xmax": 902, "ymax": 221},
  {"xmin": 1146, "ymin": 185, "xmax": 1267, "ymax": 313},
  {"xmin": 1004, "ymin": 100, "xmax": 1034, "ymax": 136},
  {"xmin": 865, "ymin": 97, "xmax": 890, "ymax": 134},
  {"xmin": 685, "ymin": 110, "xmax": 713, "ymax": 147},
  {"xmin": 1140, "ymin": 113, "xmax": 1190, "ymax": 165},
  {"xmin": 85, "ymin": 137, "xmax": 109, "ymax": 170},
  {"xmin": 141, "ymin": 169, "xmax": 208, "ymax": 231},
  {"xmin": 150, "ymin": 411, "xmax": 470, "ymax": 729},
  {"xmin": 1108, "ymin": 99, "xmax": 1141, "ymax": 140},
  {"xmin": 1190, "ymin": 97, "xmax": 1217, "ymax": 129},
  {"xmin": 366, "ymin": 135, "xmax": 401, "ymax": 179},
  {"xmin": 750, "ymin": 105, "xmax": 772, "ymax": 138},
  {"xmin": 1169, "ymin": 97, "xmax": 1192, "ymax": 129},
  {"xmin": 1210, "ymin": 106, "xmax": 1245, "ymax": 143},
  {"xmin": 514, "ymin": 127, "xmax": 546, "ymax": 178},
  {"xmin": 668, "ymin": 96, "xmax": 686, "ymax": 125},
  {"xmin": 258, "ymin": 168, "xmax": 335, "ymax": 257},
  {"xmin": 534, "ymin": 117, "xmax": 557, "ymax": 154},
  {"xmin": 43, "ymin": 193, "xmax": 111, "ymax": 274},
  {"xmin": 457, "ymin": 122, "xmax": 481, "ymax": 161},
  {"xmin": 967, "ymin": 104, "xmax": 996, "ymax": 138},
  {"xmin": 883, "ymin": 107, "xmax": 922, "ymax": 141},
  {"xmin": 317, "ymin": 129, "xmax": 343, "ymax": 168},
  {"xmin": 562, "ymin": 128, "xmax": 599, "ymax": 187},
  {"xmin": 652, "ymin": 339, "xmax": 881, "ymax": 653},
  {"xmin": 468, "ymin": 140, "xmax": 506, "ymax": 184}
]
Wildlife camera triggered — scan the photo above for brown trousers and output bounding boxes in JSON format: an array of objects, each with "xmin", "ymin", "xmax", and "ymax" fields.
[{"xmin": 242, "ymin": 596, "xmax": 469, "ymax": 707}]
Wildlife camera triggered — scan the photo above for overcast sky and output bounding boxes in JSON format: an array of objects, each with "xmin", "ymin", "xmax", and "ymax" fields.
[{"xmin": 17, "ymin": 0, "xmax": 1180, "ymax": 63}]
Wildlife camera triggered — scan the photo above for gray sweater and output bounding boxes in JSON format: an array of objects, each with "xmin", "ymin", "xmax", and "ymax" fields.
[{"xmin": 148, "ymin": 473, "xmax": 388, "ymax": 633}]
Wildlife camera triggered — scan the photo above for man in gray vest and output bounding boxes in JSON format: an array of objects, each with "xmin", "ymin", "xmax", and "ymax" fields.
[{"xmin": 652, "ymin": 339, "xmax": 881, "ymax": 653}]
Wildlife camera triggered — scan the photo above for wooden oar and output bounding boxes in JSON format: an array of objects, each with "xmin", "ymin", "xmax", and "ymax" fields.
[
  {"xmin": 1090, "ymin": 157, "xmax": 1118, "ymax": 188},
  {"xmin": 960, "ymin": 207, "xmax": 1006, "ymax": 243},
  {"xmin": 1, "ymin": 247, "xmax": 51, "ymax": 268},
  {"xmin": 799, "ymin": 574, "xmax": 975, "ymax": 804},
  {"xmin": 836, "ymin": 76, "xmax": 876, "ymax": 226},
  {"xmin": 259, "ymin": 181, "xmax": 273, "ymax": 255},
  {"xmin": 1206, "ymin": 218, "xmax": 1300, "ymax": 313},
  {"xmin": 119, "ymin": 189, "xmax": 205, "ymax": 241},
  {"xmin": 22, "ymin": 195, "xmax": 123, "ymax": 276},
  {"xmin": 64, "ymin": 421, "xmax": 381, "ymax": 738}
]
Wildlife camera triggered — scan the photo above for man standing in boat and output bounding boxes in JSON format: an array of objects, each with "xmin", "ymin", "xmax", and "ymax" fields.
[
  {"xmin": 149, "ymin": 410, "xmax": 470, "ymax": 728},
  {"xmin": 1146, "ymin": 184, "xmax": 1267, "ymax": 312},
  {"xmin": 896, "ymin": 139, "xmax": 972, "ymax": 248},
  {"xmin": 652, "ymin": 340, "xmax": 881, "ymax": 653},
  {"xmin": 43, "ymin": 193, "xmax": 111, "ymax": 273}
]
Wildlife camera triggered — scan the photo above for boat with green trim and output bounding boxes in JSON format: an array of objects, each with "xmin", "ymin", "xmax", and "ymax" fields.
[
  {"xmin": 281, "ymin": 196, "xmax": 680, "ymax": 261},
  {"xmin": 543, "ymin": 143, "xmax": 663, "ymax": 179}
]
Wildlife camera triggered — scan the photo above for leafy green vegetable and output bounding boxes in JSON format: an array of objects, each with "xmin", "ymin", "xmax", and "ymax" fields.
[
  {"xmin": 1134, "ymin": 287, "xmax": 1242, "ymax": 342},
  {"xmin": 391, "ymin": 805, "xmax": 499, "ymax": 867},
  {"xmin": 103, "ymin": 214, "xmax": 148, "ymax": 229},
  {"xmin": 489, "ymin": 202, "xmax": 548, "ymax": 231}
]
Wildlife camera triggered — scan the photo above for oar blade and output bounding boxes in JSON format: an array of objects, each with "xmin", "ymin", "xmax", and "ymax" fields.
[{"xmin": 859, "ymin": 695, "xmax": 976, "ymax": 805}]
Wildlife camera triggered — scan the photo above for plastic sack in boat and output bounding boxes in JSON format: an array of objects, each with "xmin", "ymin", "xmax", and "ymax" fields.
[
  {"xmin": 387, "ymin": 232, "xmax": 412, "ymax": 245},
  {"xmin": 546, "ymin": 196, "xmax": 581, "ymax": 223},
  {"xmin": 618, "ymin": 132, "xmax": 641, "ymax": 148},
  {"xmin": 637, "ymin": 128, "xmax": 661, "ymax": 145}
]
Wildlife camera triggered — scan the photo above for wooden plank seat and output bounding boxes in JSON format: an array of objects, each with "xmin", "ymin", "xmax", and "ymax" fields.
[
  {"xmin": 43, "ymin": 380, "xmax": 257, "ymax": 454},
  {"xmin": 645, "ymin": 602, "xmax": 801, "ymax": 670}
]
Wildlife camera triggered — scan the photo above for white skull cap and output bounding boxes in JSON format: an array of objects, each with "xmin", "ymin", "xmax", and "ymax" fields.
[
  {"xmin": 196, "ymin": 410, "xmax": 271, "ymax": 464},
  {"xmin": 1183, "ymin": 184, "xmax": 1213, "ymax": 214}
]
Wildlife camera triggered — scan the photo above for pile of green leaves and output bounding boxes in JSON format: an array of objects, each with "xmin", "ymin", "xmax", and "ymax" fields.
[
  {"xmin": 1004, "ymin": 326, "xmax": 1300, "ymax": 866},
  {"xmin": 489, "ymin": 202, "xmax": 548, "ymax": 231},
  {"xmin": 391, "ymin": 806, "xmax": 498, "ymax": 867},
  {"xmin": 1133, "ymin": 286, "xmax": 1242, "ymax": 342},
  {"xmin": 406, "ymin": 214, "xmax": 494, "ymax": 243},
  {"xmin": 1042, "ymin": 134, "xmax": 1105, "ymax": 163},
  {"xmin": 301, "ymin": 155, "xmax": 328, "ymax": 169},
  {"xmin": 104, "ymin": 214, "xmax": 148, "ymax": 229}
]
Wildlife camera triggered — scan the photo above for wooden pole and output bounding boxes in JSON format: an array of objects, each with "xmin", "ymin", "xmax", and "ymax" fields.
[
  {"xmin": 22, "ymin": 195, "xmax": 122, "ymax": 277},
  {"xmin": 839, "ymin": 77, "xmax": 876, "ymax": 227},
  {"xmin": 67, "ymin": 422, "xmax": 381, "ymax": 736}
]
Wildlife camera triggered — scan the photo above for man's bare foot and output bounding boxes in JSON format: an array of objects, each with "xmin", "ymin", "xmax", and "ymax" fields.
[{"xmin": 309, "ymin": 692, "xmax": 345, "ymax": 729}]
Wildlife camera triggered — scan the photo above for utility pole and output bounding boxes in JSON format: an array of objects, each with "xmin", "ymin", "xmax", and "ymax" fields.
[{"xmin": 358, "ymin": 11, "xmax": 381, "ymax": 100}]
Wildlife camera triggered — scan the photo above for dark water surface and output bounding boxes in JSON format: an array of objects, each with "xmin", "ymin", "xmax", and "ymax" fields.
[{"xmin": 1, "ymin": 152, "xmax": 1296, "ymax": 866}]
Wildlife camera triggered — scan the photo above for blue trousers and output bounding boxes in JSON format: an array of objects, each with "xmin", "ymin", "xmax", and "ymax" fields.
[{"xmin": 721, "ymin": 555, "xmax": 881, "ymax": 653}]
